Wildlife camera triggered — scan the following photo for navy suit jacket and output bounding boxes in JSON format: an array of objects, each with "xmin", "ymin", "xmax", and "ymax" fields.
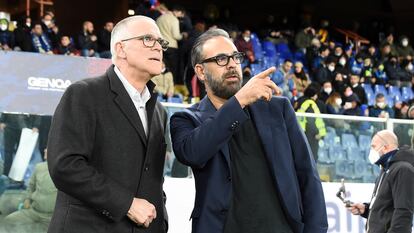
[{"xmin": 170, "ymin": 96, "xmax": 328, "ymax": 233}]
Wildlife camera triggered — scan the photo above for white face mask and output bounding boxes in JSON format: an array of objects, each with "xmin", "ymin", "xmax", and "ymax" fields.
[
  {"xmin": 243, "ymin": 36, "xmax": 250, "ymax": 42},
  {"xmin": 335, "ymin": 98, "xmax": 342, "ymax": 106},
  {"xmin": 408, "ymin": 63, "xmax": 413, "ymax": 71},
  {"xmin": 0, "ymin": 24, "xmax": 7, "ymax": 31},
  {"xmin": 26, "ymin": 22, "xmax": 31, "ymax": 28},
  {"xmin": 43, "ymin": 20, "xmax": 51, "ymax": 26},
  {"xmin": 402, "ymin": 39, "xmax": 409, "ymax": 47},
  {"xmin": 324, "ymin": 87, "xmax": 332, "ymax": 94},
  {"xmin": 352, "ymin": 83, "xmax": 358, "ymax": 88},
  {"xmin": 368, "ymin": 145, "xmax": 383, "ymax": 165},
  {"xmin": 339, "ymin": 59, "xmax": 346, "ymax": 66},
  {"xmin": 328, "ymin": 65, "xmax": 335, "ymax": 72},
  {"xmin": 377, "ymin": 102, "xmax": 386, "ymax": 109}
]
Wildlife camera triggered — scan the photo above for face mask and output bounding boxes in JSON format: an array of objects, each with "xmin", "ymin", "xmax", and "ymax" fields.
[
  {"xmin": 339, "ymin": 59, "xmax": 346, "ymax": 66},
  {"xmin": 368, "ymin": 146, "xmax": 383, "ymax": 165},
  {"xmin": 43, "ymin": 20, "xmax": 51, "ymax": 26},
  {"xmin": 352, "ymin": 83, "xmax": 358, "ymax": 88},
  {"xmin": 408, "ymin": 63, "xmax": 413, "ymax": 71},
  {"xmin": 0, "ymin": 24, "xmax": 7, "ymax": 31},
  {"xmin": 328, "ymin": 65, "xmax": 335, "ymax": 72},
  {"xmin": 345, "ymin": 90, "xmax": 353, "ymax": 97},
  {"xmin": 26, "ymin": 22, "xmax": 31, "ymax": 28},
  {"xmin": 243, "ymin": 36, "xmax": 250, "ymax": 42},
  {"xmin": 324, "ymin": 87, "xmax": 332, "ymax": 94},
  {"xmin": 377, "ymin": 102, "xmax": 386, "ymax": 109},
  {"xmin": 335, "ymin": 52, "xmax": 342, "ymax": 57},
  {"xmin": 335, "ymin": 98, "xmax": 342, "ymax": 106},
  {"xmin": 161, "ymin": 67, "xmax": 166, "ymax": 73},
  {"xmin": 402, "ymin": 39, "xmax": 408, "ymax": 47}
]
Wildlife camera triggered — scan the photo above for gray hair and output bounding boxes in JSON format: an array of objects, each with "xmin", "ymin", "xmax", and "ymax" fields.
[
  {"xmin": 190, "ymin": 28, "xmax": 230, "ymax": 67},
  {"xmin": 376, "ymin": 129, "xmax": 399, "ymax": 147},
  {"xmin": 110, "ymin": 15, "xmax": 156, "ymax": 63}
]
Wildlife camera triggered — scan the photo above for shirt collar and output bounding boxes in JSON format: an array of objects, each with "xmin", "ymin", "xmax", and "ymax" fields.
[
  {"xmin": 114, "ymin": 66, "xmax": 151, "ymax": 105},
  {"xmin": 376, "ymin": 149, "xmax": 398, "ymax": 170}
]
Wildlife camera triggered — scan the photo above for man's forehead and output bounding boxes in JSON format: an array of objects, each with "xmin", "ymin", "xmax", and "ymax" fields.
[
  {"xmin": 202, "ymin": 36, "xmax": 237, "ymax": 57},
  {"xmin": 129, "ymin": 20, "xmax": 161, "ymax": 36}
]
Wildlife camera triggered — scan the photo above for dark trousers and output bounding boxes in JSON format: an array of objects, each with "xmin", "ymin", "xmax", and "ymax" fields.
[{"xmin": 3, "ymin": 127, "xmax": 21, "ymax": 176}]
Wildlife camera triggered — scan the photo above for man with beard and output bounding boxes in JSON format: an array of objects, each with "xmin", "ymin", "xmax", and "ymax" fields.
[{"xmin": 170, "ymin": 28, "xmax": 327, "ymax": 233}]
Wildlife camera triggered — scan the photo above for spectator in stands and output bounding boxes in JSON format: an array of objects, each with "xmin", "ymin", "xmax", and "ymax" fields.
[
  {"xmin": 97, "ymin": 21, "xmax": 113, "ymax": 58},
  {"xmin": 156, "ymin": 4, "xmax": 187, "ymax": 85},
  {"xmin": 333, "ymin": 44, "xmax": 344, "ymax": 59},
  {"xmin": 349, "ymin": 74, "xmax": 367, "ymax": 105},
  {"xmin": 369, "ymin": 93, "xmax": 394, "ymax": 118},
  {"xmin": 335, "ymin": 55, "xmax": 351, "ymax": 76},
  {"xmin": 297, "ymin": 84, "xmax": 327, "ymax": 160},
  {"xmin": 0, "ymin": 18, "xmax": 14, "ymax": 51},
  {"xmin": 380, "ymin": 33, "xmax": 398, "ymax": 57},
  {"xmin": 397, "ymin": 35, "xmax": 414, "ymax": 60},
  {"xmin": 292, "ymin": 61, "xmax": 310, "ymax": 97},
  {"xmin": 234, "ymin": 29, "xmax": 255, "ymax": 63},
  {"xmin": 315, "ymin": 56, "xmax": 336, "ymax": 85},
  {"xmin": 374, "ymin": 63, "xmax": 388, "ymax": 85},
  {"xmin": 173, "ymin": 5, "xmax": 192, "ymax": 35},
  {"xmin": 366, "ymin": 44, "xmax": 379, "ymax": 66},
  {"xmin": 77, "ymin": 21, "xmax": 99, "ymax": 57},
  {"xmin": 399, "ymin": 59, "xmax": 414, "ymax": 88},
  {"xmin": 31, "ymin": 22, "xmax": 53, "ymax": 54},
  {"xmin": 394, "ymin": 101, "xmax": 410, "ymax": 119},
  {"xmin": 14, "ymin": 16, "xmax": 33, "ymax": 52},
  {"xmin": 311, "ymin": 45, "xmax": 330, "ymax": 74},
  {"xmin": 360, "ymin": 57, "xmax": 374, "ymax": 83},
  {"xmin": 385, "ymin": 55, "xmax": 402, "ymax": 87},
  {"xmin": 54, "ymin": 36, "xmax": 78, "ymax": 56},
  {"xmin": 332, "ymin": 71, "xmax": 347, "ymax": 95},
  {"xmin": 408, "ymin": 105, "xmax": 414, "ymax": 119},
  {"xmin": 0, "ymin": 149, "xmax": 57, "ymax": 232},
  {"xmin": 295, "ymin": 25, "xmax": 315, "ymax": 54},
  {"xmin": 342, "ymin": 91, "xmax": 361, "ymax": 116},
  {"xmin": 379, "ymin": 42, "xmax": 392, "ymax": 64},
  {"xmin": 316, "ymin": 19, "xmax": 330, "ymax": 43},
  {"xmin": 319, "ymin": 81, "xmax": 333, "ymax": 103},
  {"xmin": 134, "ymin": 0, "xmax": 161, "ymax": 20},
  {"xmin": 40, "ymin": 12, "xmax": 59, "ymax": 49},
  {"xmin": 306, "ymin": 38, "xmax": 321, "ymax": 71},
  {"xmin": 347, "ymin": 130, "xmax": 414, "ymax": 233},
  {"xmin": 271, "ymin": 59, "xmax": 294, "ymax": 98},
  {"xmin": 152, "ymin": 60, "xmax": 175, "ymax": 99},
  {"xmin": 349, "ymin": 53, "xmax": 364, "ymax": 76},
  {"xmin": 170, "ymin": 28, "xmax": 327, "ymax": 233},
  {"xmin": 326, "ymin": 92, "xmax": 344, "ymax": 115}
]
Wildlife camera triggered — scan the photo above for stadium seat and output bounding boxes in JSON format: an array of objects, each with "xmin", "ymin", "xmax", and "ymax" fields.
[
  {"xmin": 358, "ymin": 134, "xmax": 372, "ymax": 149},
  {"xmin": 262, "ymin": 41, "xmax": 277, "ymax": 57},
  {"xmin": 317, "ymin": 147, "xmax": 331, "ymax": 163},
  {"xmin": 387, "ymin": 85, "xmax": 401, "ymax": 97},
  {"xmin": 346, "ymin": 147, "xmax": 365, "ymax": 161},
  {"xmin": 334, "ymin": 160, "xmax": 354, "ymax": 178},
  {"xmin": 374, "ymin": 84, "xmax": 387, "ymax": 96},
  {"xmin": 341, "ymin": 133, "xmax": 358, "ymax": 148},
  {"xmin": 362, "ymin": 83, "xmax": 374, "ymax": 94},
  {"xmin": 401, "ymin": 86, "xmax": 414, "ymax": 101},
  {"xmin": 329, "ymin": 146, "xmax": 347, "ymax": 161}
]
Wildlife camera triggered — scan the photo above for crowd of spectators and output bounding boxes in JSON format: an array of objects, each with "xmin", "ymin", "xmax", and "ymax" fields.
[{"xmin": 1, "ymin": 3, "xmax": 414, "ymax": 120}]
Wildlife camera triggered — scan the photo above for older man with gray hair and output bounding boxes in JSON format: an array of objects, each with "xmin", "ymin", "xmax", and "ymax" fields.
[
  {"xmin": 347, "ymin": 129, "xmax": 414, "ymax": 233},
  {"xmin": 47, "ymin": 15, "xmax": 169, "ymax": 232}
]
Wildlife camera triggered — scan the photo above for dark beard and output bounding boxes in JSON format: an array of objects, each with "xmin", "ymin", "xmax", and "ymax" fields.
[{"xmin": 205, "ymin": 69, "xmax": 242, "ymax": 99}]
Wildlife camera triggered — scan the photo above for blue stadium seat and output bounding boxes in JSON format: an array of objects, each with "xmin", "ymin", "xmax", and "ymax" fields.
[
  {"xmin": 386, "ymin": 95, "xmax": 394, "ymax": 107},
  {"xmin": 251, "ymin": 33, "xmax": 264, "ymax": 61},
  {"xmin": 358, "ymin": 134, "xmax": 372, "ymax": 149},
  {"xmin": 374, "ymin": 84, "xmax": 387, "ymax": 96},
  {"xmin": 346, "ymin": 147, "xmax": 365, "ymax": 161},
  {"xmin": 335, "ymin": 160, "xmax": 354, "ymax": 178},
  {"xmin": 366, "ymin": 91, "xmax": 375, "ymax": 106},
  {"xmin": 329, "ymin": 146, "xmax": 347, "ymax": 161},
  {"xmin": 262, "ymin": 41, "xmax": 277, "ymax": 57},
  {"xmin": 362, "ymin": 83, "xmax": 374, "ymax": 94},
  {"xmin": 317, "ymin": 147, "xmax": 331, "ymax": 163},
  {"xmin": 387, "ymin": 85, "xmax": 401, "ymax": 97},
  {"xmin": 341, "ymin": 133, "xmax": 358, "ymax": 148},
  {"xmin": 354, "ymin": 162, "xmax": 372, "ymax": 177},
  {"xmin": 401, "ymin": 86, "xmax": 414, "ymax": 101}
]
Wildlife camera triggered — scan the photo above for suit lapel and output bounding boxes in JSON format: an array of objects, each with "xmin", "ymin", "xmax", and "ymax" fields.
[
  {"xmin": 197, "ymin": 97, "xmax": 231, "ymax": 169},
  {"xmin": 108, "ymin": 66, "xmax": 148, "ymax": 147}
]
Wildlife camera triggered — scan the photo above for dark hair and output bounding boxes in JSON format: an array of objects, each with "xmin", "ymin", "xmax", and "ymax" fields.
[
  {"xmin": 376, "ymin": 93, "xmax": 385, "ymax": 99},
  {"xmin": 191, "ymin": 28, "xmax": 230, "ymax": 67}
]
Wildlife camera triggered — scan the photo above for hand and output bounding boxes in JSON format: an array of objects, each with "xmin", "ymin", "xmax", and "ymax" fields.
[
  {"xmin": 127, "ymin": 198, "xmax": 157, "ymax": 228},
  {"xmin": 90, "ymin": 35, "xmax": 97, "ymax": 41},
  {"xmin": 32, "ymin": 127, "xmax": 39, "ymax": 133},
  {"xmin": 346, "ymin": 203, "xmax": 365, "ymax": 215},
  {"xmin": 235, "ymin": 67, "xmax": 279, "ymax": 108}
]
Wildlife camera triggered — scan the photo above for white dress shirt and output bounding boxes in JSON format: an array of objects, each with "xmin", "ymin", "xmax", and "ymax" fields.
[{"xmin": 114, "ymin": 66, "xmax": 151, "ymax": 136}]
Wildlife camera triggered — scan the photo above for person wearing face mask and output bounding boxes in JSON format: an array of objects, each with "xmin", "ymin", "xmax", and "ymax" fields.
[
  {"xmin": 396, "ymin": 35, "xmax": 414, "ymax": 60},
  {"xmin": 234, "ymin": 29, "xmax": 255, "ymax": 63},
  {"xmin": 347, "ymin": 130, "xmax": 414, "ymax": 233},
  {"xmin": 0, "ymin": 18, "xmax": 15, "ymax": 51},
  {"xmin": 13, "ymin": 16, "xmax": 33, "ymax": 52},
  {"xmin": 314, "ymin": 56, "xmax": 336, "ymax": 85},
  {"xmin": 41, "ymin": 13, "xmax": 59, "ymax": 50},
  {"xmin": 384, "ymin": 55, "xmax": 402, "ymax": 87},
  {"xmin": 325, "ymin": 92, "xmax": 344, "ymax": 115},
  {"xmin": 292, "ymin": 61, "xmax": 310, "ymax": 97},
  {"xmin": 369, "ymin": 93, "xmax": 394, "ymax": 118},
  {"xmin": 399, "ymin": 59, "xmax": 414, "ymax": 88},
  {"xmin": 319, "ymin": 81, "xmax": 333, "ymax": 103},
  {"xmin": 374, "ymin": 63, "xmax": 388, "ymax": 85}
]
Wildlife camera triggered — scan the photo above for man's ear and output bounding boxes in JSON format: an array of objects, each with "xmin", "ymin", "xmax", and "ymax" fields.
[
  {"xmin": 194, "ymin": 64, "xmax": 206, "ymax": 82},
  {"xmin": 116, "ymin": 42, "xmax": 127, "ymax": 59}
]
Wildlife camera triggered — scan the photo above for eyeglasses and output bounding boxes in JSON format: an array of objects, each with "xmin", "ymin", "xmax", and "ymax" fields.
[
  {"xmin": 200, "ymin": 52, "xmax": 245, "ymax": 66},
  {"xmin": 121, "ymin": 34, "xmax": 169, "ymax": 51}
]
